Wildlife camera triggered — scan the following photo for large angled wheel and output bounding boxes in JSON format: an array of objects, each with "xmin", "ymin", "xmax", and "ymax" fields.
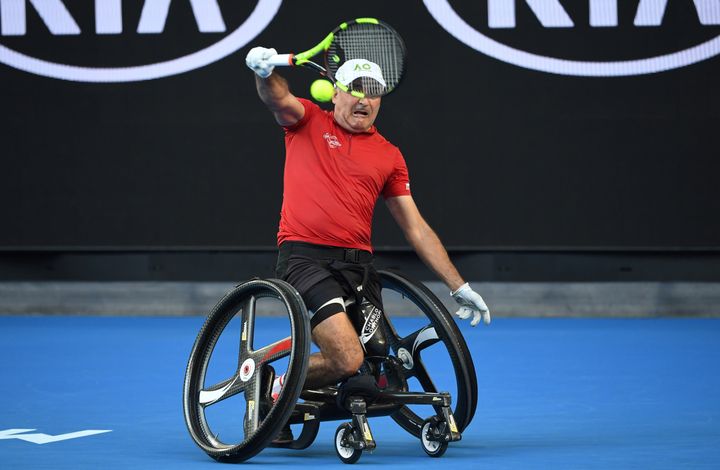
[
  {"xmin": 378, "ymin": 270, "xmax": 478, "ymax": 438},
  {"xmin": 183, "ymin": 279, "xmax": 310, "ymax": 463}
]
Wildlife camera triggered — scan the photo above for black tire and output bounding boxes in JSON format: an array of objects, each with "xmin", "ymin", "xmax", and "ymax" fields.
[
  {"xmin": 420, "ymin": 418, "xmax": 448, "ymax": 458},
  {"xmin": 334, "ymin": 423, "xmax": 362, "ymax": 464},
  {"xmin": 379, "ymin": 270, "xmax": 478, "ymax": 438},
  {"xmin": 183, "ymin": 279, "xmax": 310, "ymax": 463}
]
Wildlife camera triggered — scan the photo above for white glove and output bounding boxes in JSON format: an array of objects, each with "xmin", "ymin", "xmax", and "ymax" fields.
[
  {"xmin": 245, "ymin": 46, "xmax": 277, "ymax": 78},
  {"xmin": 451, "ymin": 283, "xmax": 491, "ymax": 326}
]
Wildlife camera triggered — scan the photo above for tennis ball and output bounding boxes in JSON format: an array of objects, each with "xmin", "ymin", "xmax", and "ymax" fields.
[{"xmin": 310, "ymin": 79, "xmax": 334, "ymax": 102}]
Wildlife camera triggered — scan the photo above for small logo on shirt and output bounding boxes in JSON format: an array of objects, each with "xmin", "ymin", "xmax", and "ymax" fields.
[
  {"xmin": 323, "ymin": 132, "xmax": 342, "ymax": 149},
  {"xmin": 405, "ymin": 183, "xmax": 410, "ymax": 190}
]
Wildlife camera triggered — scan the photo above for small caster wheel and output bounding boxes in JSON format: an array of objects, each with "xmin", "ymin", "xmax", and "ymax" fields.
[
  {"xmin": 421, "ymin": 417, "xmax": 448, "ymax": 458},
  {"xmin": 335, "ymin": 422, "xmax": 362, "ymax": 464}
]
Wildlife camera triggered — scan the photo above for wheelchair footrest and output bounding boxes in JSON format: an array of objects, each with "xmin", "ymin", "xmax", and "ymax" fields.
[
  {"xmin": 269, "ymin": 402, "xmax": 322, "ymax": 450},
  {"xmin": 287, "ymin": 400, "xmax": 323, "ymax": 422}
]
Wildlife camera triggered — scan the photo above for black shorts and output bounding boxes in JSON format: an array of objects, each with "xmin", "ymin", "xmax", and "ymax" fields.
[{"xmin": 275, "ymin": 241, "xmax": 384, "ymax": 330}]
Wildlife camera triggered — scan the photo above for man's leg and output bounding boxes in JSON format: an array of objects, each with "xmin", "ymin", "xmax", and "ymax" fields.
[{"xmin": 304, "ymin": 310, "xmax": 364, "ymax": 389}]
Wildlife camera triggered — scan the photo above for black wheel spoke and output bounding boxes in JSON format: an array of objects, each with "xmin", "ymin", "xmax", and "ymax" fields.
[
  {"xmin": 198, "ymin": 375, "xmax": 245, "ymax": 407},
  {"xmin": 393, "ymin": 325, "xmax": 441, "ymax": 360},
  {"xmin": 410, "ymin": 325, "xmax": 441, "ymax": 355},
  {"xmin": 243, "ymin": 373, "xmax": 264, "ymax": 435},
  {"xmin": 253, "ymin": 336, "xmax": 292, "ymax": 366},
  {"xmin": 239, "ymin": 295, "xmax": 257, "ymax": 360},
  {"xmin": 381, "ymin": 312, "xmax": 403, "ymax": 345},
  {"xmin": 411, "ymin": 357, "xmax": 438, "ymax": 393}
]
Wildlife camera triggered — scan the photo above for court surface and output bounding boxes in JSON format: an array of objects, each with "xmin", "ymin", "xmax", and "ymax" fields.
[{"xmin": 2, "ymin": 316, "xmax": 719, "ymax": 469}]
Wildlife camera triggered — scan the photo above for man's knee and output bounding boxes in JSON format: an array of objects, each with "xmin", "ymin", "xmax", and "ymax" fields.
[
  {"xmin": 312, "ymin": 312, "xmax": 364, "ymax": 378},
  {"xmin": 332, "ymin": 346, "xmax": 364, "ymax": 378},
  {"xmin": 320, "ymin": 329, "xmax": 363, "ymax": 378}
]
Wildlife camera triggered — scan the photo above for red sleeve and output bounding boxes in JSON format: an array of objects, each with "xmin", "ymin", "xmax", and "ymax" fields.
[
  {"xmin": 382, "ymin": 149, "xmax": 412, "ymax": 199},
  {"xmin": 283, "ymin": 98, "xmax": 318, "ymax": 133}
]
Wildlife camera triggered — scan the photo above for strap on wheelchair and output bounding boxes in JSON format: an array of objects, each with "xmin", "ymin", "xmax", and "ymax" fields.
[
  {"xmin": 280, "ymin": 241, "xmax": 373, "ymax": 264},
  {"xmin": 280, "ymin": 241, "xmax": 381, "ymax": 308}
]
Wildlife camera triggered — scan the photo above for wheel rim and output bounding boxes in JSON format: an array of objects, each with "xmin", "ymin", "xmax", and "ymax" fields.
[
  {"xmin": 183, "ymin": 280, "xmax": 309, "ymax": 462},
  {"xmin": 421, "ymin": 421, "xmax": 441, "ymax": 453}
]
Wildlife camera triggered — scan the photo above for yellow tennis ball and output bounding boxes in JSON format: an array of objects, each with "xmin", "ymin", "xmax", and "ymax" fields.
[{"xmin": 310, "ymin": 79, "xmax": 334, "ymax": 102}]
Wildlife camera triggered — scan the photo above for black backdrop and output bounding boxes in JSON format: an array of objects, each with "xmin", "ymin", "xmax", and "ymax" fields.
[{"xmin": 2, "ymin": 0, "xmax": 719, "ymax": 253}]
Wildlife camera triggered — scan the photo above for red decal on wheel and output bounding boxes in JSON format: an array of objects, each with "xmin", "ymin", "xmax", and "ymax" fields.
[{"xmin": 261, "ymin": 338, "xmax": 292, "ymax": 362}]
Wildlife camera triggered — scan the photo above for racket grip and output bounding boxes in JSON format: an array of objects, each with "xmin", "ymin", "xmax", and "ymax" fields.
[{"xmin": 267, "ymin": 54, "xmax": 293, "ymax": 66}]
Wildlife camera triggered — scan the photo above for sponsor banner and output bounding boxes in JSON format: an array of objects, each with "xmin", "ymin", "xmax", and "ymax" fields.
[
  {"xmin": 0, "ymin": 0, "xmax": 282, "ymax": 81},
  {"xmin": 1, "ymin": 1, "xmax": 718, "ymax": 250},
  {"xmin": 425, "ymin": 0, "xmax": 720, "ymax": 76}
]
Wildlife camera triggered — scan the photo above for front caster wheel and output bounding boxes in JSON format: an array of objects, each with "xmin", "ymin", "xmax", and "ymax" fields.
[
  {"xmin": 335, "ymin": 423, "xmax": 362, "ymax": 464},
  {"xmin": 421, "ymin": 417, "xmax": 448, "ymax": 458}
]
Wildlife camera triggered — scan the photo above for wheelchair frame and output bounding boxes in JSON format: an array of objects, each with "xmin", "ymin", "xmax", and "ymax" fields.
[{"xmin": 183, "ymin": 270, "xmax": 477, "ymax": 463}]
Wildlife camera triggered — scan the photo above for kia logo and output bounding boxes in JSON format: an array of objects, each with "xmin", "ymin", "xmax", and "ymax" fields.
[
  {"xmin": 0, "ymin": 0, "xmax": 282, "ymax": 82},
  {"xmin": 425, "ymin": 0, "xmax": 720, "ymax": 76}
]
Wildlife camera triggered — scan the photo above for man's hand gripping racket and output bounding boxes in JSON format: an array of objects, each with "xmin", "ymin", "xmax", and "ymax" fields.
[
  {"xmin": 245, "ymin": 18, "xmax": 406, "ymax": 98},
  {"xmin": 245, "ymin": 46, "xmax": 278, "ymax": 78}
]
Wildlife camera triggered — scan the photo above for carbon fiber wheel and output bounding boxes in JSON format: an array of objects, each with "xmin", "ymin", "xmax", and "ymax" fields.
[
  {"xmin": 183, "ymin": 279, "xmax": 310, "ymax": 463},
  {"xmin": 378, "ymin": 270, "xmax": 478, "ymax": 438}
]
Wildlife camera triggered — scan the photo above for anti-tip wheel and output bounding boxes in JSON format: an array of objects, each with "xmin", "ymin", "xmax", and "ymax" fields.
[
  {"xmin": 335, "ymin": 422, "xmax": 362, "ymax": 464},
  {"xmin": 421, "ymin": 418, "xmax": 448, "ymax": 458}
]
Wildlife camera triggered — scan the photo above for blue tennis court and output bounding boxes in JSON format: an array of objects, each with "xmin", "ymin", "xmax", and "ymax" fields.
[{"xmin": 2, "ymin": 316, "xmax": 719, "ymax": 469}]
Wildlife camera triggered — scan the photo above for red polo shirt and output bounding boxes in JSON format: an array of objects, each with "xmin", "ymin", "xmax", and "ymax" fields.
[{"xmin": 277, "ymin": 98, "xmax": 411, "ymax": 252}]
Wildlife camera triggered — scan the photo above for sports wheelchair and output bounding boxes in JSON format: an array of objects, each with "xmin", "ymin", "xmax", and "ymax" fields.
[{"xmin": 183, "ymin": 270, "xmax": 477, "ymax": 464}]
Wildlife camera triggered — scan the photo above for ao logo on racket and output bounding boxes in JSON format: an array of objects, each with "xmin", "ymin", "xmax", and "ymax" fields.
[
  {"xmin": 0, "ymin": 0, "xmax": 282, "ymax": 82},
  {"xmin": 424, "ymin": 0, "xmax": 720, "ymax": 76}
]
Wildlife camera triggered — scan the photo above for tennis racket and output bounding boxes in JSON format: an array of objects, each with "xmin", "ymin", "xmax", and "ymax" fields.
[{"xmin": 266, "ymin": 18, "xmax": 406, "ymax": 98}]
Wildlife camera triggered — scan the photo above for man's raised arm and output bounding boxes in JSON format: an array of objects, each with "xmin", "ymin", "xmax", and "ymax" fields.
[{"xmin": 245, "ymin": 46, "xmax": 305, "ymax": 127}]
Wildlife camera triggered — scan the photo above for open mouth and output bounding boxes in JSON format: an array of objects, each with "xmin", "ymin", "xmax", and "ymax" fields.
[{"xmin": 352, "ymin": 109, "xmax": 369, "ymax": 118}]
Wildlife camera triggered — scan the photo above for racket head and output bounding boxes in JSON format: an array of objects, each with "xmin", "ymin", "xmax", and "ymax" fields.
[{"xmin": 325, "ymin": 18, "xmax": 407, "ymax": 98}]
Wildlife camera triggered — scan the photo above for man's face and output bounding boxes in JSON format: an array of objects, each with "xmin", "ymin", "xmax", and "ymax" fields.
[{"xmin": 332, "ymin": 87, "xmax": 382, "ymax": 133}]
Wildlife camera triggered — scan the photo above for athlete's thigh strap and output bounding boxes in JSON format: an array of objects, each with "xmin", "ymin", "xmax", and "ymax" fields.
[{"xmin": 311, "ymin": 296, "xmax": 346, "ymax": 329}]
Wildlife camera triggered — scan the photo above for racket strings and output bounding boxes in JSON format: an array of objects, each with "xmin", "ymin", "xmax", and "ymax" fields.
[{"xmin": 328, "ymin": 23, "xmax": 405, "ymax": 96}]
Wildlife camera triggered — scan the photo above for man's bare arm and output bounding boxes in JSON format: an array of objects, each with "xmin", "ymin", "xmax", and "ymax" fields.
[
  {"xmin": 255, "ymin": 73, "xmax": 305, "ymax": 127},
  {"xmin": 385, "ymin": 195, "xmax": 465, "ymax": 291},
  {"xmin": 246, "ymin": 46, "xmax": 304, "ymax": 126},
  {"xmin": 386, "ymin": 195, "xmax": 491, "ymax": 325}
]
